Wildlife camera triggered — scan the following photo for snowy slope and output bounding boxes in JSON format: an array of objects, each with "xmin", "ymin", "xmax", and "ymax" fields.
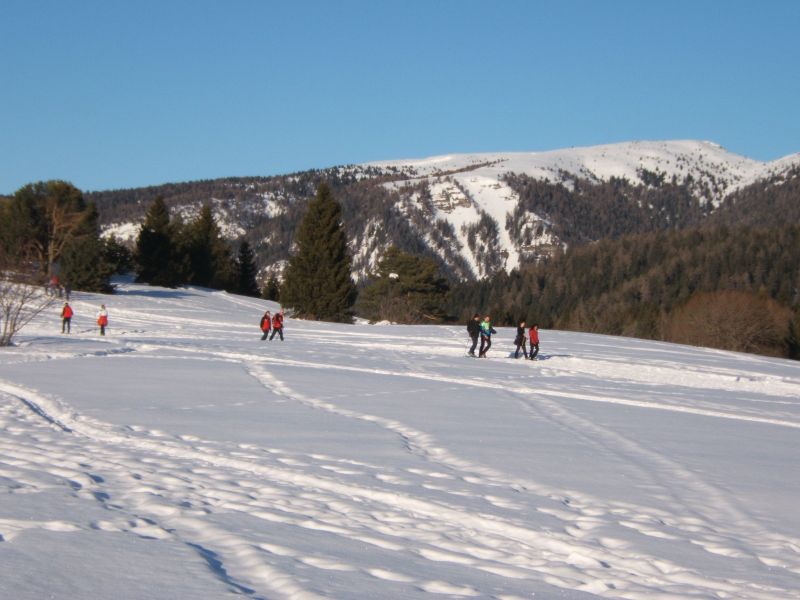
[{"xmin": 1, "ymin": 281, "xmax": 800, "ymax": 599}]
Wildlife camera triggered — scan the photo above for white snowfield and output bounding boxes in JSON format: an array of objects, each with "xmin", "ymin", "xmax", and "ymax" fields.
[{"xmin": 1, "ymin": 281, "xmax": 799, "ymax": 599}]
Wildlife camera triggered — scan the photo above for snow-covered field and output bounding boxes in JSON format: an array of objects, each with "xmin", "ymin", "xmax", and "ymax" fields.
[{"xmin": 1, "ymin": 281, "xmax": 799, "ymax": 599}]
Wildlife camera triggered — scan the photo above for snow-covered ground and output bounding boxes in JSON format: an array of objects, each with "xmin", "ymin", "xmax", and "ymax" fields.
[{"xmin": 1, "ymin": 281, "xmax": 799, "ymax": 599}]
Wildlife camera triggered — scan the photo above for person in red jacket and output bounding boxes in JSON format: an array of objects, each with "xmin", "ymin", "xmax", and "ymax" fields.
[
  {"xmin": 259, "ymin": 310, "xmax": 272, "ymax": 341},
  {"xmin": 528, "ymin": 323, "xmax": 540, "ymax": 360},
  {"xmin": 61, "ymin": 302, "xmax": 73, "ymax": 334},
  {"xmin": 269, "ymin": 309, "xmax": 284, "ymax": 341},
  {"xmin": 96, "ymin": 304, "xmax": 108, "ymax": 336}
]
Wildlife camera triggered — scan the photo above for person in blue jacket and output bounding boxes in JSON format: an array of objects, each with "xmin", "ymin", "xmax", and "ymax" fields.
[{"xmin": 478, "ymin": 315, "xmax": 497, "ymax": 358}]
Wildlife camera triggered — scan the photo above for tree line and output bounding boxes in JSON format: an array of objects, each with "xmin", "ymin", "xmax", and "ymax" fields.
[
  {"xmin": 134, "ymin": 197, "xmax": 259, "ymax": 295},
  {"xmin": 4, "ymin": 172, "xmax": 799, "ymax": 359},
  {"xmin": 447, "ymin": 224, "xmax": 800, "ymax": 358}
]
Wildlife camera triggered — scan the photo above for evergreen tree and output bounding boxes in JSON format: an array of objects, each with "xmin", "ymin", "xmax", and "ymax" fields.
[
  {"xmin": 184, "ymin": 204, "xmax": 232, "ymax": 290},
  {"xmin": 103, "ymin": 235, "xmax": 134, "ymax": 275},
  {"xmin": 357, "ymin": 246, "xmax": 449, "ymax": 323},
  {"xmin": 59, "ymin": 203, "xmax": 114, "ymax": 292},
  {"xmin": 233, "ymin": 240, "xmax": 260, "ymax": 297},
  {"xmin": 262, "ymin": 275, "xmax": 280, "ymax": 301},
  {"xmin": 281, "ymin": 183, "xmax": 356, "ymax": 322},
  {"xmin": 135, "ymin": 197, "xmax": 183, "ymax": 287}
]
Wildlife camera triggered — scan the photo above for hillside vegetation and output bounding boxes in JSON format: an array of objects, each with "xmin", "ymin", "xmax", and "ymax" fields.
[{"xmin": 5, "ymin": 144, "xmax": 798, "ymax": 358}]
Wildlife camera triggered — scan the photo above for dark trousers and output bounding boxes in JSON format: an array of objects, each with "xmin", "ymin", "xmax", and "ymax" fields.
[
  {"xmin": 261, "ymin": 329, "xmax": 270, "ymax": 340},
  {"xmin": 468, "ymin": 335, "xmax": 479, "ymax": 355},
  {"xmin": 529, "ymin": 343, "xmax": 539, "ymax": 359},
  {"xmin": 270, "ymin": 327, "xmax": 283, "ymax": 341},
  {"xmin": 62, "ymin": 317, "xmax": 71, "ymax": 333},
  {"xmin": 515, "ymin": 340, "xmax": 528, "ymax": 359},
  {"xmin": 479, "ymin": 335, "xmax": 491, "ymax": 357}
]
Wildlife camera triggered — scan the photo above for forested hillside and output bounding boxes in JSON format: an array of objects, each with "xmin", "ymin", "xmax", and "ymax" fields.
[
  {"xmin": 449, "ymin": 224, "xmax": 800, "ymax": 357},
  {"xmin": 32, "ymin": 143, "xmax": 800, "ymax": 358}
]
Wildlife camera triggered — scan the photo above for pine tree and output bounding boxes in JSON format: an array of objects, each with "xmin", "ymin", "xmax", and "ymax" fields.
[
  {"xmin": 356, "ymin": 246, "xmax": 449, "ymax": 323},
  {"xmin": 102, "ymin": 235, "xmax": 134, "ymax": 275},
  {"xmin": 59, "ymin": 203, "xmax": 114, "ymax": 292},
  {"xmin": 184, "ymin": 204, "xmax": 232, "ymax": 290},
  {"xmin": 135, "ymin": 197, "xmax": 183, "ymax": 287},
  {"xmin": 262, "ymin": 275, "xmax": 280, "ymax": 301},
  {"xmin": 281, "ymin": 183, "xmax": 356, "ymax": 322},
  {"xmin": 233, "ymin": 240, "xmax": 260, "ymax": 297}
]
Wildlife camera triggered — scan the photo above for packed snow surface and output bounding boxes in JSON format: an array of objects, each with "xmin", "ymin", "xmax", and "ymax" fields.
[{"xmin": 1, "ymin": 281, "xmax": 799, "ymax": 599}]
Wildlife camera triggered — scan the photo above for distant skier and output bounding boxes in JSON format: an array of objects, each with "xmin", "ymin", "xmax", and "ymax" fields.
[
  {"xmin": 61, "ymin": 302, "xmax": 73, "ymax": 334},
  {"xmin": 478, "ymin": 315, "xmax": 496, "ymax": 358},
  {"xmin": 96, "ymin": 304, "xmax": 108, "ymax": 336},
  {"xmin": 528, "ymin": 323, "xmax": 540, "ymax": 360},
  {"xmin": 269, "ymin": 309, "xmax": 284, "ymax": 341},
  {"xmin": 514, "ymin": 319, "xmax": 529, "ymax": 359},
  {"xmin": 466, "ymin": 313, "xmax": 481, "ymax": 356},
  {"xmin": 260, "ymin": 310, "xmax": 272, "ymax": 341}
]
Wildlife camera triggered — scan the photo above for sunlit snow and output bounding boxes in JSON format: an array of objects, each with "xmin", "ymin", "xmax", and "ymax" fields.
[{"xmin": 1, "ymin": 279, "xmax": 799, "ymax": 599}]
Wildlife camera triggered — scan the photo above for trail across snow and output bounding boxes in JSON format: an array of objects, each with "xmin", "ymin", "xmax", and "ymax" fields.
[{"xmin": 1, "ymin": 281, "xmax": 799, "ymax": 599}]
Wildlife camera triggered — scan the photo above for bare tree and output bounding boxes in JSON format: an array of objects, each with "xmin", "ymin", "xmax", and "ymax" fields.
[
  {"xmin": 7, "ymin": 181, "xmax": 87, "ymax": 277},
  {"xmin": 664, "ymin": 290, "xmax": 792, "ymax": 356},
  {"xmin": 0, "ymin": 250, "xmax": 55, "ymax": 346}
]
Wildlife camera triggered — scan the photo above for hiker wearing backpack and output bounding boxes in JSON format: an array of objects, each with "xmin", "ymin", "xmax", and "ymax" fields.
[
  {"xmin": 466, "ymin": 313, "xmax": 481, "ymax": 356},
  {"xmin": 528, "ymin": 323, "xmax": 540, "ymax": 360},
  {"xmin": 96, "ymin": 304, "xmax": 108, "ymax": 336},
  {"xmin": 260, "ymin": 310, "xmax": 272, "ymax": 341},
  {"xmin": 514, "ymin": 319, "xmax": 529, "ymax": 359},
  {"xmin": 269, "ymin": 309, "xmax": 284, "ymax": 341},
  {"xmin": 61, "ymin": 302, "xmax": 73, "ymax": 334},
  {"xmin": 478, "ymin": 315, "xmax": 497, "ymax": 358}
]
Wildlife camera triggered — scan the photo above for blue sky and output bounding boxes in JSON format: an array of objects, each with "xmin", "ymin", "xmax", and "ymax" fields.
[{"xmin": 1, "ymin": 0, "xmax": 798, "ymax": 193}]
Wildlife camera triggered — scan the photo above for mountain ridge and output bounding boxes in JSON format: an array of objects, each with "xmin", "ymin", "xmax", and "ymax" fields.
[{"xmin": 88, "ymin": 139, "xmax": 800, "ymax": 282}]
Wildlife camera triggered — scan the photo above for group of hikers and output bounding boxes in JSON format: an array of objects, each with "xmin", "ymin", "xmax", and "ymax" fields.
[
  {"xmin": 467, "ymin": 314, "xmax": 540, "ymax": 360},
  {"xmin": 57, "ymin": 301, "xmax": 287, "ymax": 340},
  {"xmin": 57, "ymin": 302, "xmax": 540, "ymax": 360},
  {"xmin": 47, "ymin": 274, "xmax": 71, "ymax": 299},
  {"xmin": 259, "ymin": 309, "xmax": 285, "ymax": 341},
  {"xmin": 59, "ymin": 302, "xmax": 108, "ymax": 335}
]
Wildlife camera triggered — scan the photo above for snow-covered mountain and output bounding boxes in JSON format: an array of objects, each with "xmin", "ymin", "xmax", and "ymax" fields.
[
  {"xmin": 361, "ymin": 140, "xmax": 799, "ymax": 274},
  {"xmin": 1, "ymin": 281, "xmax": 799, "ymax": 599},
  {"xmin": 368, "ymin": 140, "xmax": 784, "ymax": 193},
  {"xmin": 95, "ymin": 140, "xmax": 800, "ymax": 281}
]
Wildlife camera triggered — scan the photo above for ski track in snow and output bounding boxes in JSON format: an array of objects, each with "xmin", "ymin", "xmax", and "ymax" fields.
[{"xmin": 1, "ymin": 284, "xmax": 800, "ymax": 599}]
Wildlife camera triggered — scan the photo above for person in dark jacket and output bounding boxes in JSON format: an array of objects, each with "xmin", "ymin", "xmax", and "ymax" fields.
[
  {"xmin": 478, "ymin": 315, "xmax": 497, "ymax": 358},
  {"xmin": 528, "ymin": 323, "xmax": 540, "ymax": 360},
  {"xmin": 514, "ymin": 319, "xmax": 529, "ymax": 359},
  {"xmin": 269, "ymin": 309, "xmax": 284, "ymax": 341},
  {"xmin": 466, "ymin": 313, "xmax": 481, "ymax": 356},
  {"xmin": 260, "ymin": 311, "xmax": 272, "ymax": 341}
]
